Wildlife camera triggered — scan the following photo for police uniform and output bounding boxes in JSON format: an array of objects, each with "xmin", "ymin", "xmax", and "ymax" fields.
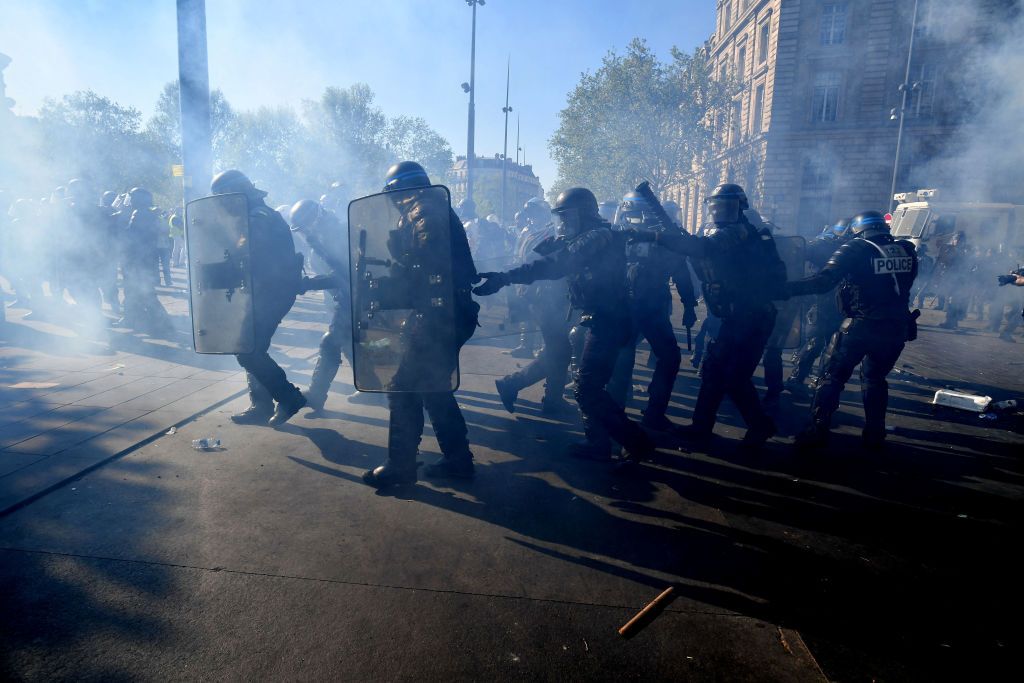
[
  {"xmin": 474, "ymin": 187, "xmax": 654, "ymax": 469},
  {"xmin": 292, "ymin": 208, "xmax": 355, "ymax": 412},
  {"xmin": 234, "ymin": 201, "xmax": 307, "ymax": 420},
  {"xmin": 650, "ymin": 184, "xmax": 786, "ymax": 448},
  {"xmin": 785, "ymin": 229, "xmax": 850, "ymax": 392},
  {"xmin": 495, "ymin": 220, "xmax": 573, "ymax": 414},
  {"xmin": 606, "ymin": 195, "xmax": 696, "ymax": 431},
  {"xmin": 787, "ymin": 212, "xmax": 918, "ymax": 447},
  {"xmin": 362, "ymin": 162, "xmax": 480, "ymax": 488}
]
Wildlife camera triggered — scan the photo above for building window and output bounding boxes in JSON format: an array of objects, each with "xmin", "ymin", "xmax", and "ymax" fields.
[
  {"xmin": 811, "ymin": 71, "xmax": 840, "ymax": 122},
  {"xmin": 758, "ymin": 21, "xmax": 771, "ymax": 63},
  {"xmin": 737, "ymin": 44, "xmax": 747, "ymax": 82},
  {"xmin": 801, "ymin": 157, "xmax": 831, "ymax": 192},
  {"xmin": 719, "ymin": 62, "xmax": 728, "ymax": 83},
  {"xmin": 753, "ymin": 84, "xmax": 765, "ymax": 133},
  {"xmin": 820, "ymin": 3, "xmax": 848, "ymax": 46},
  {"xmin": 731, "ymin": 99, "xmax": 743, "ymax": 144},
  {"xmin": 723, "ymin": 1, "xmax": 732, "ymax": 32},
  {"xmin": 909, "ymin": 63, "xmax": 938, "ymax": 117}
]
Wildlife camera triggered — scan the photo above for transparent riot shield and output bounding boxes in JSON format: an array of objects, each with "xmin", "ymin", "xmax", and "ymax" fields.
[
  {"xmin": 348, "ymin": 185, "xmax": 458, "ymax": 392},
  {"xmin": 772, "ymin": 235, "xmax": 808, "ymax": 349},
  {"xmin": 185, "ymin": 193, "xmax": 255, "ymax": 354}
]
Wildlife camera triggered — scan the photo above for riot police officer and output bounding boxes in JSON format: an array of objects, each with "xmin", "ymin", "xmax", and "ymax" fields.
[
  {"xmin": 607, "ymin": 191, "xmax": 697, "ymax": 431},
  {"xmin": 787, "ymin": 211, "xmax": 918, "ymax": 449},
  {"xmin": 783, "ymin": 219, "xmax": 852, "ymax": 397},
  {"xmin": 494, "ymin": 207, "xmax": 573, "ymax": 415},
  {"xmin": 289, "ymin": 198, "xmax": 355, "ymax": 414},
  {"xmin": 211, "ymin": 170, "xmax": 307, "ymax": 427},
  {"xmin": 637, "ymin": 183, "xmax": 786, "ymax": 449},
  {"xmin": 362, "ymin": 161, "xmax": 480, "ymax": 488},
  {"xmin": 474, "ymin": 187, "xmax": 655, "ymax": 472}
]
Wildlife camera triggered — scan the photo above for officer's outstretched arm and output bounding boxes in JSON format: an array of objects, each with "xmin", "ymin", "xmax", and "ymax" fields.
[{"xmin": 786, "ymin": 267, "xmax": 843, "ymax": 298}]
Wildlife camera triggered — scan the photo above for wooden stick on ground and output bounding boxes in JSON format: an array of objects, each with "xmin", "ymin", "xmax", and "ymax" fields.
[{"xmin": 618, "ymin": 586, "xmax": 676, "ymax": 637}]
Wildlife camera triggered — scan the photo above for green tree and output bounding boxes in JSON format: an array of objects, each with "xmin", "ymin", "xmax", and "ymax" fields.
[
  {"xmin": 548, "ymin": 39, "xmax": 735, "ymax": 202},
  {"xmin": 383, "ymin": 115, "xmax": 453, "ymax": 180},
  {"xmin": 36, "ymin": 90, "xmax": 168, "ymax": 197}
]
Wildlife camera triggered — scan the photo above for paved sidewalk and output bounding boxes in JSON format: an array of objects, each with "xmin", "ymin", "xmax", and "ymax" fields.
[{"xmin": 1, "ymin": 276, "xmax": 1021, "ymax": 680}]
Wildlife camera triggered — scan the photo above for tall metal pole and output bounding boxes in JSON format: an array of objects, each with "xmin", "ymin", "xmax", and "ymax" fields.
[
  {"xmin": 889, "ymin": 0, "xmax": 919, "ymax": 212},
  {"xmin": 176, "ymin": 0, "xmax": 212, "ymax": 204},
  {"xmin": 500, "ymin": 57, "xmax": 512, "ymax": 226},
  {"xmin": 466, "ymin": 0, "xmax": 482, "ymax": 207},
  {"xmin": 515, "ymin": 115, "xmax": 521, "ymax": 166}
]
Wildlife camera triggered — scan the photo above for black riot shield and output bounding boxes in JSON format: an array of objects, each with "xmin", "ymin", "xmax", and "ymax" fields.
[
  {"xmin": 184, "ymin": 193, "xmax": 255, "ymax": 354},
  {"xmin": 348, "ymin": 185, "xmax": 458, "ymax": 393},
  {"xmin": 771, "ymin": 235, "xmax": 808, "ymax": 349}
]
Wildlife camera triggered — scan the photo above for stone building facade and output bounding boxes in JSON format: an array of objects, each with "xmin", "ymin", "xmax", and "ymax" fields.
[
  {"xmin": 672, "ymin": 0, "xmax": 999, "ymax": 237},
  {"xmin": 448, "ymin": 155, "xmax": 544, "ymax": 223}
]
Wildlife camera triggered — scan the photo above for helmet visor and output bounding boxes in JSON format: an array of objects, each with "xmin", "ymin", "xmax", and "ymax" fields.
[
  {"xmin": 554, "ymin": 208, "xmax": 581, "ymax": 238},
  {"xmin": 706, "ymin": 197, "xmax": 739, "ymax": 224}
]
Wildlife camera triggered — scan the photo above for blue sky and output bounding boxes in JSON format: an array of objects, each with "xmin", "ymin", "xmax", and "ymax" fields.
[{"xmin": 0, "ymin": 0, "xmax": 716, "ymax": 190}]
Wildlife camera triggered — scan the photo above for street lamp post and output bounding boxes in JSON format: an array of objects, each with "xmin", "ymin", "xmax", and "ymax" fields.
[
  {"xmin": 175, "ymin": 0, "xmax": 212, "ymax": 205},
  {"xmin": 500, "ymin": 57, "xmax": 512, "ymax": 226},
  {"xmin": 465, "ymin": 0, "xmax": 484, "ymax": 207},
  {"xmin": 889, "ymin": 0, "xmax": 920, "ymax": 212}
]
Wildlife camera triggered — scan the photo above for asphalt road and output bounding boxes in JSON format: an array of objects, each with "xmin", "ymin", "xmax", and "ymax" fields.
[{"xmin": 1, "ymin": 276, "xmax": 1021, "ymax": 681}]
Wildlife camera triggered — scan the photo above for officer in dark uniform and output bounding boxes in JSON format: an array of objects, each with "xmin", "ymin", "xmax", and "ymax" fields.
[
  {"xmin": 607, "ymin": 191, "xmax": 697, "ymax": 431},
  {"xmin": 787, "ymin": 211, "xmax": 918, "ymax": 449},
  {"xmin": 640, "ymin": 183, "xmax": 786, "ymax": 449},
  {"xmin": 474, "ymin": 187, "xmax": 655, "ymax": 472},
  {"xmin": 494, "ymin": 210, "xmax": 573, "ymax": 415},
  {"xmin": 288, "ymin": 198, "xmax": 354, "ymax": 414},
  {"xmin": 362, "ymin": 161, "xmax": 480, "ymax": 488},
  {"xmin": 121, "ymin": 187, "xmax": 173, "ymax": 335},
  {"xmin": 211, "ymin": 170, "xmax": 307, "ymax": 427},
  {"xmin": 783, "ymin": 219, "xmax": 852, "ymax": 396}
]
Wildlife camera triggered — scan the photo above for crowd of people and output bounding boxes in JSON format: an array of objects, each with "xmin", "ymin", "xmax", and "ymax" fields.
[
  {"xmin": 4, "ymin": 162, "xmax": 1022, "ymax": 490},
  {"xmin": 0, "ymin": 180, "xmax": 181, "ymax": 340}
]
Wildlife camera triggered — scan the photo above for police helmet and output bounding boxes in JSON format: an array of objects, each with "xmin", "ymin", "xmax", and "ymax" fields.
[
  {"xmin": 848, "ymin": 211, "xmax": 888, "ymax": 236},
  {"xmin": 289, "ymin": 199, "xmax": 322, "ymax": 230},
  {"xmin": 128, "ymin": 187, "xmax": 154, "ymax": 209},
  {"xmin": 615, "ymin": 191, "xmax": 651, "ymax": 227},
  {"xmin": 552, "ymin": 187, "xmax": 599, "ymax": 238},
  {"xmin": 383, "ymin": 161, "xmax": 430, "ymax": 192},
  {"xmin": 705, "ymin": 183, "xmax": 748, "ymax": 224},
  {"xmin": 829, "ymin": 217, "xmax": 852, "ymax": 238},
  {"xmin": 65, "ymin": 178, "xmax": 91, "ymax": 204},
  {"xmin": 211, "ymin": 169, "xmax": 268, "ymax": 201}
]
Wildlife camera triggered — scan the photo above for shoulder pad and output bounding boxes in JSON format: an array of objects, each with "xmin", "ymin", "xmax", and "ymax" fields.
[
  {"xmin": 567, "ymin": 227, "xmax": 612, "ymax": 256},
  {"xmin": 825, "ymin": 239, "xmax": 864, "ymax": 268},
  {"xmin": 251, "ymin": 206, "xmax": 274, "ymax": 218}
]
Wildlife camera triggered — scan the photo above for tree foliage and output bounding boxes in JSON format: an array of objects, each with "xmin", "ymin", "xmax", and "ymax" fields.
[
  {"xmin": 1, "ymin": 82, "xmax": 452, "ymax": 210},
  {"xmin": 549, "ymin": 39, "xmax": 735, "ymax": 202}
]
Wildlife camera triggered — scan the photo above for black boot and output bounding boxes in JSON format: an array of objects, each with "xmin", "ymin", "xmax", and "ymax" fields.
[
  {"xmin": 740, "ymin": 418, "xmax": 777, "ymax": 452},
  {"xmin": 269, "ymin": 392, "xmax": 307, "ymax": 427},
  {"xmin": 230, "ymin": 404, "xmax": 274, "ymax": 425},
  {"xmin": 362, "ymin": 460, "xmax": 418, "ymax": 488},
  {"xmin": 231, "ymin": 373, "xmax": 274, "ymax": 425},
  {"xmin": 495, "ymin": 377, "xmax": 519, "ymax": 413}
]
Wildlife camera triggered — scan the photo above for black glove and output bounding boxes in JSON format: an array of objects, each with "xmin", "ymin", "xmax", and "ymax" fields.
[
  {"xmin": 998, "ymin": 274, "xmax": 1015, "ymax": 286},
  {"xmin": 682, "ymin": 304, "xmax": 697, "ymax": 329},
  {"xmin": 472, "ymin": 272, "xmax": 510, "ymax": 296}
]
